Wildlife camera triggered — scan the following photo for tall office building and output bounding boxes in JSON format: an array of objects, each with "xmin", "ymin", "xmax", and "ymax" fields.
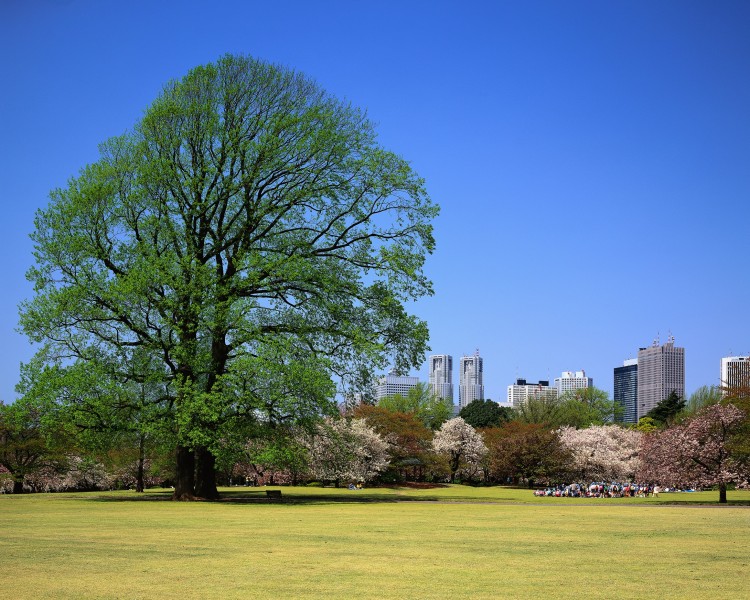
[
  {"xmin": 554, "ymin": 370, "xmax": 593, "ymax": 396},
  {"xmin": 507, "ymin": 379, "xmax": 557, "ymax": 408},
  {"xmin": 614, "ymin": 359, "xmax": 638, "ymax": 424},
  {"xmin": 721, "ymin": 356, "xmax": 750, "ymax": 395},
  {"xmin": 636, "ymin": 336, "xmax": 684, "ymax": 420},
  {"xmin": 374, "ymin": 370, "xmax": 420, "ymax": 402},
  {"xmin": 459, "ymin": 351, "xmax": 484, "ymax": 409},
  {"xmin": 429, "ymin": 354, "xmax": 454, "ymax": 404}
]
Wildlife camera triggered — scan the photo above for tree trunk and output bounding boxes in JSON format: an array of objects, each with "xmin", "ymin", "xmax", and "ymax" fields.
[
  {"xmin": 719, "ymin": 482, "xmax": 727, "ymax": 504},
  {"xmin": 450, "ymin": 453, "xmax": 461, "ymax": 483},
  {"xmin": 173, "ymin": 445, "xmax": 196, "ymax": 500},
  {"xmin": 135, "ymin": 435, "xmax": 145, "ymax": 493},
  {"xmin": 13, "ymin": 477, "xmax": 24, "ymax": 494},
  {"xmin": 195, "ymin": 446, "xmax": 220, "ymax": 500}
]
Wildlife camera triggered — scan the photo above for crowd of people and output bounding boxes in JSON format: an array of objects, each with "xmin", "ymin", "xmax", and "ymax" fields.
[{"xmin": 534, "ymin": 483, "xmax": 663, "ymax": 498}]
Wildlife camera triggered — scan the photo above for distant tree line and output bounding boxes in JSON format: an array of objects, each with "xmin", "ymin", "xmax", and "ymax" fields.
[{"xmin": 4, "ymin": 380, "xmax": 747, "ymax": 503}]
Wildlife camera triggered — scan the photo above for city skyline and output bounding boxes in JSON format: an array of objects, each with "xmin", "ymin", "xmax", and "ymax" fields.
[
  {"xmin": 405, "ymin": 335, "xmax": 733, "ymax": 410},
  {"xmin": 2, "ymin": 2, "xmax": 750, "ymax": 404}
]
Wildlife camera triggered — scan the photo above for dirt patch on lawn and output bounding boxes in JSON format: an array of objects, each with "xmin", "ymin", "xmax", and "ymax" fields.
[{"xmin": 379, "ymin": 482, "xmax": 448, "ymax": 490}]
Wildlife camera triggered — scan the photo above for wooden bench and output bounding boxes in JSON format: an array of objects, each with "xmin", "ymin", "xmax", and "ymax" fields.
[{"xmin": 265, "ymin": 490, "xmax": 282, "ymax": 502}]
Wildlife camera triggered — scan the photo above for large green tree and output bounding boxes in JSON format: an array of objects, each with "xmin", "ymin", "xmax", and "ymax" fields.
[
  {"xmin": 459, "ymin": 399, "xmax": 512, "ymax": 429},
  {"xmin": 20, "ymin": 55, "xmax": 437, "ymax": 500},
  {"xmin": 556, "ymin": 387, "xmax": 622, "ymax": 428},
  {"xmin": 482, "ymin": 422, "xmax": 570, "ymax": 487},
  {"xmin": 512, "ymin": 394, "xmax": 563, "ymax": 427}
]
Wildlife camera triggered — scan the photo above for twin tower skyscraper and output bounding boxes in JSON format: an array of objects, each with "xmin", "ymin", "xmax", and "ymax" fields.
[{"xmin": 429, "ymin": 351, "xmax": 484, "ymax": 410}]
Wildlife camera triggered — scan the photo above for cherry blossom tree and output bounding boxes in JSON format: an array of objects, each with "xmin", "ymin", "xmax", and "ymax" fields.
[
  {"xmin": 432, "ymin": 417, "xmax": 487, "ymax": 483},
  {"xmin": 0, "ymin": 465, "xmax": 12, "ymax": 493},
  {"xmin": 22, "ymin": 464, "xmax": 68, "ymax": 493},
  {"xmin": 302, "ymin": 417, "xmax": 390, "ymax": 486},
  {"xmin": 60, "ymin": 456, "xmax": 115, "ymax": 491},
  {"xmin": 347, "ymin": 419, "xmax": 391, "ymax": 483},
  {"xmin": 638, "ymin": 403, "xmax": 748, "ymax": 503},
  {"xmin": 722, "ymin": 374, "xmax": 750, "ymax": 468},
  {"xmin": 558, "ymin": 425, "xmax": 642, "ymax": 482},
  {"xmin": 17, "ymin": 455, "xmax": 119, "ymax": 493}
]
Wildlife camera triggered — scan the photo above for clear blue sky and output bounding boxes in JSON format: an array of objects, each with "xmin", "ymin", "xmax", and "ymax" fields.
[{"xmin": 2, "ymin": 0, "xmax": 749, "ymax": 403}]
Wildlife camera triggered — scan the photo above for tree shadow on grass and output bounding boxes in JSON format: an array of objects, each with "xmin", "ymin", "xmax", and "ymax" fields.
[
  {"xmin": 83, "ymin": 487, "xmax": 445, "ymax": 505},
  {"xmin": 79, "ymin": 487, "xmax": 750, "ymax": 507},
  {"xmin": 643, "ymin": 499, "xmax": 750, "ymax": 507},
  {"xmin": 80, "ymin": 490, "xmax": 175, "ymax": 502}
]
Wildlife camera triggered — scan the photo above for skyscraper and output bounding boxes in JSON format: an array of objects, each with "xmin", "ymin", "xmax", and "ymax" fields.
[
  {"xmin": 721, "ymin": 356, "xmax": 750, "ymax": 395},
  {"xmin": 614, "ymin": 359, "xmax": 638, "ymax": 424},
  {"xmin": 554, "ymin": 370, "xmax": 593, "ymax": 396},
  {"xmin": 459, "ymin": 351, "xmax": 484, "ymax": 409},
  {"xmin": 429, "ymin": 354, "xmax": 453, "ymax": 405},
  {"xmin": 636, "ymin": 336, "xmax": 684, "ymax": 420}
]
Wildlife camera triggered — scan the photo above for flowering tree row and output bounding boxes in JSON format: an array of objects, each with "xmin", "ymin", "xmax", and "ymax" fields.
[
  {"xmin": 0, "ymin": 455, "xmax": 165, "ymax": 494},
  {"xmin": 232, "ymin": 416, "xmax": 485, "ymax": 487},
  {"xmin": 4, "ymin": 396, "xmax": 748, "ymax": 502}
]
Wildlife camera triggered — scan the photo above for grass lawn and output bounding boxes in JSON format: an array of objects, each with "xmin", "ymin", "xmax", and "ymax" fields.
[{"xmin": 1, "ymin": 485, "xmax": 749, "ymax": 599}]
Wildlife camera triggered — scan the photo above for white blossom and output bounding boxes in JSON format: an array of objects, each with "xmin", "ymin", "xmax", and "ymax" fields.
[
  {"xmin": 558, "ymin": 425, "xmax": 642, "ymax": 481},
  {"xmin": 432, "ymin": 417, "xmax": 487, "ymax": 482},
  {"xmin": 302, "ymin": 417, "xmax": 390, "ymax": 483}
]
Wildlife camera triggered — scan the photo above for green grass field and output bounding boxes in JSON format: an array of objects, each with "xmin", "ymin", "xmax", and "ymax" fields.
[{"xmin": 2, "ymin": 486, "xmax": 749, "ymax": 599}]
